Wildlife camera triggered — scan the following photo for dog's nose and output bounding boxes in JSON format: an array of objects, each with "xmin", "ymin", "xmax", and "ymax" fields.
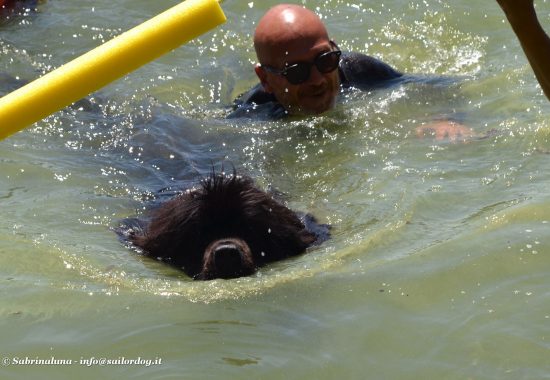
[
  {"xmin": 213, "ymin": 243, "xmax": 244, "ymax": 270},
  {"xmin": 200, "ymin": 238, "xmax": 255, "ymax": 280}
]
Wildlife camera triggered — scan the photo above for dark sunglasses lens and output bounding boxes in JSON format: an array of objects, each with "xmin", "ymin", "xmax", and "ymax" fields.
[
  {"xmin": 282, "ymin": 50, "xmax": 341, "ymax": 84},
  {"xmin": 316, "ymin": 51, "xmax": 341, "ymax": 73},
  {"xmin": 285, "ymin": 64, "xmax": 311, "ymax": 84}
]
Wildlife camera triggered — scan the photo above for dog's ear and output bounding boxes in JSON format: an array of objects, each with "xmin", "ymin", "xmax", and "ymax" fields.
[
  {"xmin": 300, "ymin": 230, "xmax": 317, "ymax": 246},
  {"xmin": 301, "ymin": 213, "xmax": 331, "ymax": 245}
]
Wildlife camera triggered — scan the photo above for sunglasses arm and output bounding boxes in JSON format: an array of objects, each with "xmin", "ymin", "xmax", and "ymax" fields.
[{"xmin": 254, "ymin": 64, "xmax": 275, "ymax": 93}]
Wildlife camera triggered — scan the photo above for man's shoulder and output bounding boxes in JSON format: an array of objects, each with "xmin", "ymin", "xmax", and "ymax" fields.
[
  {"xmin": 228, "ymin": 83, "xmax": 286, "ymax": 120},
  {"xmin": 339, "ymin": 51, "xmax": 403, "ymax": 89},
  {"xmin": 233, "ymin": 83, "xmax": 275, "ymax": 106}
]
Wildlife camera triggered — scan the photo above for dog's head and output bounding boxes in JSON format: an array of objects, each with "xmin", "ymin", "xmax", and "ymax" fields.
[{"xmin": 129, "ymin": 172, "xmax": 326, "ymax": 280}]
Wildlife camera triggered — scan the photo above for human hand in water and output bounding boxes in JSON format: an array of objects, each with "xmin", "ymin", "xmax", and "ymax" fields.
[{"xmin": 415, "ymin": 120, "xmax": 475, "ymax": 142}]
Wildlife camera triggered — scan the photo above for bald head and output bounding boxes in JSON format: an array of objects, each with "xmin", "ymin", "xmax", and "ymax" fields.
[
  {"xmin": 252, "ymin": 4, "xmax": 340, "ymax": 116},
  {"xmin": 254, "ymin": 4, "xmax": 330, "ymax": 65}
]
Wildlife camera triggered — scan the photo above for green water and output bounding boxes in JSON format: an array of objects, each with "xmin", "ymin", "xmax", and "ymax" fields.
[{"xmin": 1, "ymin": 0, "xmax": 550, "ymax": 379}]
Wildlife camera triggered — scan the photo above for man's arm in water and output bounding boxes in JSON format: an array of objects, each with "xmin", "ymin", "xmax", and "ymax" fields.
[{"xmin": 497, "ymin": 0, "xmax": 550, "ymax": 100}]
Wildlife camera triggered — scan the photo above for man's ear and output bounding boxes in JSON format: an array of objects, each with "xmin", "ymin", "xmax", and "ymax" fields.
[{"xmin": 255, "ymin": 64, "xmax": 273, "ymax": 93}]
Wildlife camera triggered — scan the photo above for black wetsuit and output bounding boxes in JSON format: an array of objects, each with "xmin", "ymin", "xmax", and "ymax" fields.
[{"xmin": 228, "ymin": 51, "xmax": 404, "ymax": 120}]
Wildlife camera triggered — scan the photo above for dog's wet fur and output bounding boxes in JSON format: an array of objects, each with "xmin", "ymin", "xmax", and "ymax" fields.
[
  {"xmin": 119, "ymin": 171, "xmax": 330, "ymax": 280},
  {"xmin": 0, "ymin": 0, "xmax": 41, "ymax": 18}
]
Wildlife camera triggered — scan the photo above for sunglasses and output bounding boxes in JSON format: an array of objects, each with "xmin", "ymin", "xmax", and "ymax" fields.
[{"xmin": 261, "ymin": 41, "xmax": 342, "ymax": 85}]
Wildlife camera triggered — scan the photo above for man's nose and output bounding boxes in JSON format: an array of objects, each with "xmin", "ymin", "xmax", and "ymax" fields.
[{"xmin": 306, "ymin": 65, "xmax": 326, "ymax": 86}]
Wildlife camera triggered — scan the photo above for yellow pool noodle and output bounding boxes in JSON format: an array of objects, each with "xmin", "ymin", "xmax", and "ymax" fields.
[{"xmin": 0, "ymin": 0, "xmax": 226, "ymax": 140}]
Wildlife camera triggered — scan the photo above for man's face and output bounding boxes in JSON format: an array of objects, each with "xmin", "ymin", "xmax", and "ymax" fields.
[{"xmin": 257, "ymin": 37, "xmax": 340, "ymax": 116}]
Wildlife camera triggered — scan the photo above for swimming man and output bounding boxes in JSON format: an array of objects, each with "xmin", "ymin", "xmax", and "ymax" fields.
[{"xmin": 230, "ymin": 4, "xmax": 472, "ymax": 140}]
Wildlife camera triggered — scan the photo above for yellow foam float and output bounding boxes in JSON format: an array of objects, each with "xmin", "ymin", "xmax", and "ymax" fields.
[{"xmin": 0, "ymin": 0, "xmax": 226, "ymax": 140}]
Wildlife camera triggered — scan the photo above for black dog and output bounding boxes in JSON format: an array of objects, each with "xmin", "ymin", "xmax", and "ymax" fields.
[{"xmin": 121, "ymin": 171, "xmax": 330, "ymax": 280}]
